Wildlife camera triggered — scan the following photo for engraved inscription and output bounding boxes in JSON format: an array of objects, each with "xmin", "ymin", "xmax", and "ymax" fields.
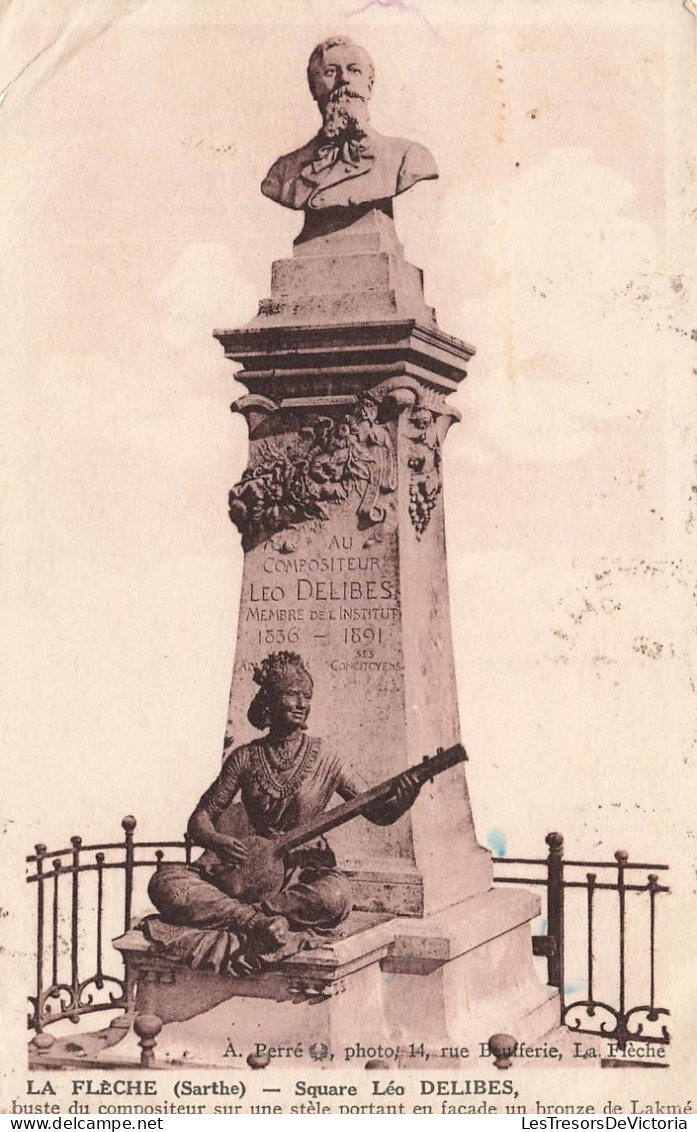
[{"xmin": 235, "ymin": 523, "xmax": 401, "ymax": 681}]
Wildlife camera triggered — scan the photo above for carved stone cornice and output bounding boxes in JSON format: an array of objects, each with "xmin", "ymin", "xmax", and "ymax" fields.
[{"xmin": 213, "ymin": 318, "xmax": 476, "ymax": 400}]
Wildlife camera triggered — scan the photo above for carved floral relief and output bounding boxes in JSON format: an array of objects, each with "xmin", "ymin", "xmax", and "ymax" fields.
[
  {"xmin": 228, "ymin": 397, "xmax": 397, "ymax": 549},
  {"xmin": 407, "ymin": 407, "xmax": 442, "ymax": 537}
]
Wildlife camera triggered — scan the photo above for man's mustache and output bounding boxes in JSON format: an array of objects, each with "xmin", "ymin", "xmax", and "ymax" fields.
[{"xmin": 327, "ymin": 86, "xmax": 367, "ymax": 104}]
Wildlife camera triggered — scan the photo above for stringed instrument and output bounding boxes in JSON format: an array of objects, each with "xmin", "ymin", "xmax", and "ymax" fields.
[{"xmin": 205, "ymin": 742, "xmax": 467, "ymax": 903}]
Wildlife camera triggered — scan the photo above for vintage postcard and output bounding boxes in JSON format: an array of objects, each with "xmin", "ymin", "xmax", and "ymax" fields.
[{"xmin": 2, "ymin": 0, "xmax": 695, "ymax": 1119}]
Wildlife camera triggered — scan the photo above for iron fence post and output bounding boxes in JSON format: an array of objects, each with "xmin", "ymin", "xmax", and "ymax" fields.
[
  {"xmin": 33, "ymin": 844, "xmax": 47, "ymax": 1033},
  {"xmin": 122, "ymin": 816, "xmax": 136, "ymax": 931},
  {"xmin": 70, "ymin": 836, "xmax": 82, "ymax": 1019},
  {"xmin": 647, "ymin": 873, "xmax": 658, "ymax": 1020},
  {"xmin": 586, "ymin": 872, "xmax": 597, "ymax": 1012},
  {"xmin": 95, "ymin": 852, "xmax": 105, "ymax": 989},
  {"xmin": 545, "ymin": 831, "xmax": 565, "ymax": 1012},
  {"xmin": 51, "ymin": 859, "xmax": 61, "ymax": 987},
  {"xmin": 615, "ymin": 849, "xmax": 628, "ymax": 1049}
]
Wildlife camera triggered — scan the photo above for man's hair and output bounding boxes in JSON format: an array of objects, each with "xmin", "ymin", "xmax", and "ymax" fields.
[{"xmin": 307, "ymin": 36, "xmax": 375, "ymax": 100}]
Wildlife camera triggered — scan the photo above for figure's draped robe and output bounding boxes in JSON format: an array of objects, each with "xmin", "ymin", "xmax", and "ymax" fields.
[{"xmin": 143, "ymin": 736, "xmax": 397, "ymax": 973}]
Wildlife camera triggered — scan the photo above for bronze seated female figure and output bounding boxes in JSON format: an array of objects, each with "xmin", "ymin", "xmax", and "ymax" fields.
[{"xmin": 145, "ymin": 652, "xmax": 421, "ymax": 972}]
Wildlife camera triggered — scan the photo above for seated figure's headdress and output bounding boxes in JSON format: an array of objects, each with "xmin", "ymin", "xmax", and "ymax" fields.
[{"xmin": 248, "ymin": 652, "xmax": 313, "ymax": 731}]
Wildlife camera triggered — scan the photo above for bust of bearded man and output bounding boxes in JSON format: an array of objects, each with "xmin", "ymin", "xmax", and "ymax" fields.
[{"xmin": 260, "ymin": 36, "xmax": 438, "ymax": 231}]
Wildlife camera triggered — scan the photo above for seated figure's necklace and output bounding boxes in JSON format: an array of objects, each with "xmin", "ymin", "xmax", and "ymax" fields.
[
  {"xmin": 253, "ymin": 733, "xmax": 318, "ymax": 799},
  {"xmin": 267, "ymin": 733, "xmax": 304, "ymax": 769}
]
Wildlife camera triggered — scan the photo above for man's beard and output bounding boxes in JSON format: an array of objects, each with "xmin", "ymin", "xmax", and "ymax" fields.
[{"xmin": 321, "ymin": 88, "xmax": 370, "ymax": 139}]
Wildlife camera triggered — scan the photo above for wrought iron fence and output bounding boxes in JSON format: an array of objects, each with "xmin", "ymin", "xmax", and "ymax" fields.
[
  {"xmin": 27, "ymin": 821, "xmax": 670, "ymax": 1051},
  {"xmin": 492, "ymin": 832, "xmax": 670, "ymax": 1049},
  {"xmin": 26, "ymin": 818, "xmax": 192, "ymax": 1034}
]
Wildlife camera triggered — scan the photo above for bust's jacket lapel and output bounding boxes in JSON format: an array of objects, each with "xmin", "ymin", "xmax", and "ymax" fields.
[{"xmin": 298, "ymin": 135, "xmax": 376, "ymax": 209}]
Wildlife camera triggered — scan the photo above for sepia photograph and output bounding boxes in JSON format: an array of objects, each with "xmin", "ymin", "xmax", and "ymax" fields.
[{"xmin": 2, "ymin": 0, "xmax": 695, "ymax": 1118}]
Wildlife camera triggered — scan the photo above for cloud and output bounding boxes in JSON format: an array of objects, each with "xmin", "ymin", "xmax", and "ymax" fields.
[{"xmin": 155, "ymin": 241, "xmax": 259, "ymax": 347}]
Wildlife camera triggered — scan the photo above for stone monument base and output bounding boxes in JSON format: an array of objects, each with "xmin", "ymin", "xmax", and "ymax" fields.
[{"xmin": 111, "ymin": 887, "xmax": 559, "ymax": 1068}]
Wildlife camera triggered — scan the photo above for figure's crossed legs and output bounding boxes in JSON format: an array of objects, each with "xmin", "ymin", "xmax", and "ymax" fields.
[{"xmin": 148, "ymin": 863, "xmax": 352, "ymax": 955}]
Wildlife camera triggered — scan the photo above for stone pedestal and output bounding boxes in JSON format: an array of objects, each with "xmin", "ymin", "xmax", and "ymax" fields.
[
  {"xmin": 214, "ymin": 208, "xmax": 491, "ymax": 917},
  {"xmin": 113, "ymin": 888, "xmax": 559, "ymax": 1068},
  {"xmin": 178, "ymin": 203, "xmax": 562, "ymax": 1058}
]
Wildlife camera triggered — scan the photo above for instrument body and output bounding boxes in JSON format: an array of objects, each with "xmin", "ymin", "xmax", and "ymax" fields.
[
  {"xmin": 205, "ymin": 743, "xmax": 467, "ymax": 904},
  {"xmin": 210, "ymin": 835, "xmax": 286, "ymax": 902}
]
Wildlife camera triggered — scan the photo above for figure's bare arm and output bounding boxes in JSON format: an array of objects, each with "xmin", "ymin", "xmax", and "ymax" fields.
[{"xmin": 187, "ymin": 752, "xmax": 249, "ymax": 864}]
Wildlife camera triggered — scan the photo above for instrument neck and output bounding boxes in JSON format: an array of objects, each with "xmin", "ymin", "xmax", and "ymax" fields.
[
  {"xmin": 276, "ymin": 743, "xmax": 466, "ymax": 853},
  {"xmin": 276, "ymin": 779, "xmax": 393, "ymax": 852}
]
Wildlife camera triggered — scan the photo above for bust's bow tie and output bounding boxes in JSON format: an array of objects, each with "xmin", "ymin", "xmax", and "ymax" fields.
[{"xmin": 310, "ymin": 133, "xmax": 372, "ymax": 173}]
